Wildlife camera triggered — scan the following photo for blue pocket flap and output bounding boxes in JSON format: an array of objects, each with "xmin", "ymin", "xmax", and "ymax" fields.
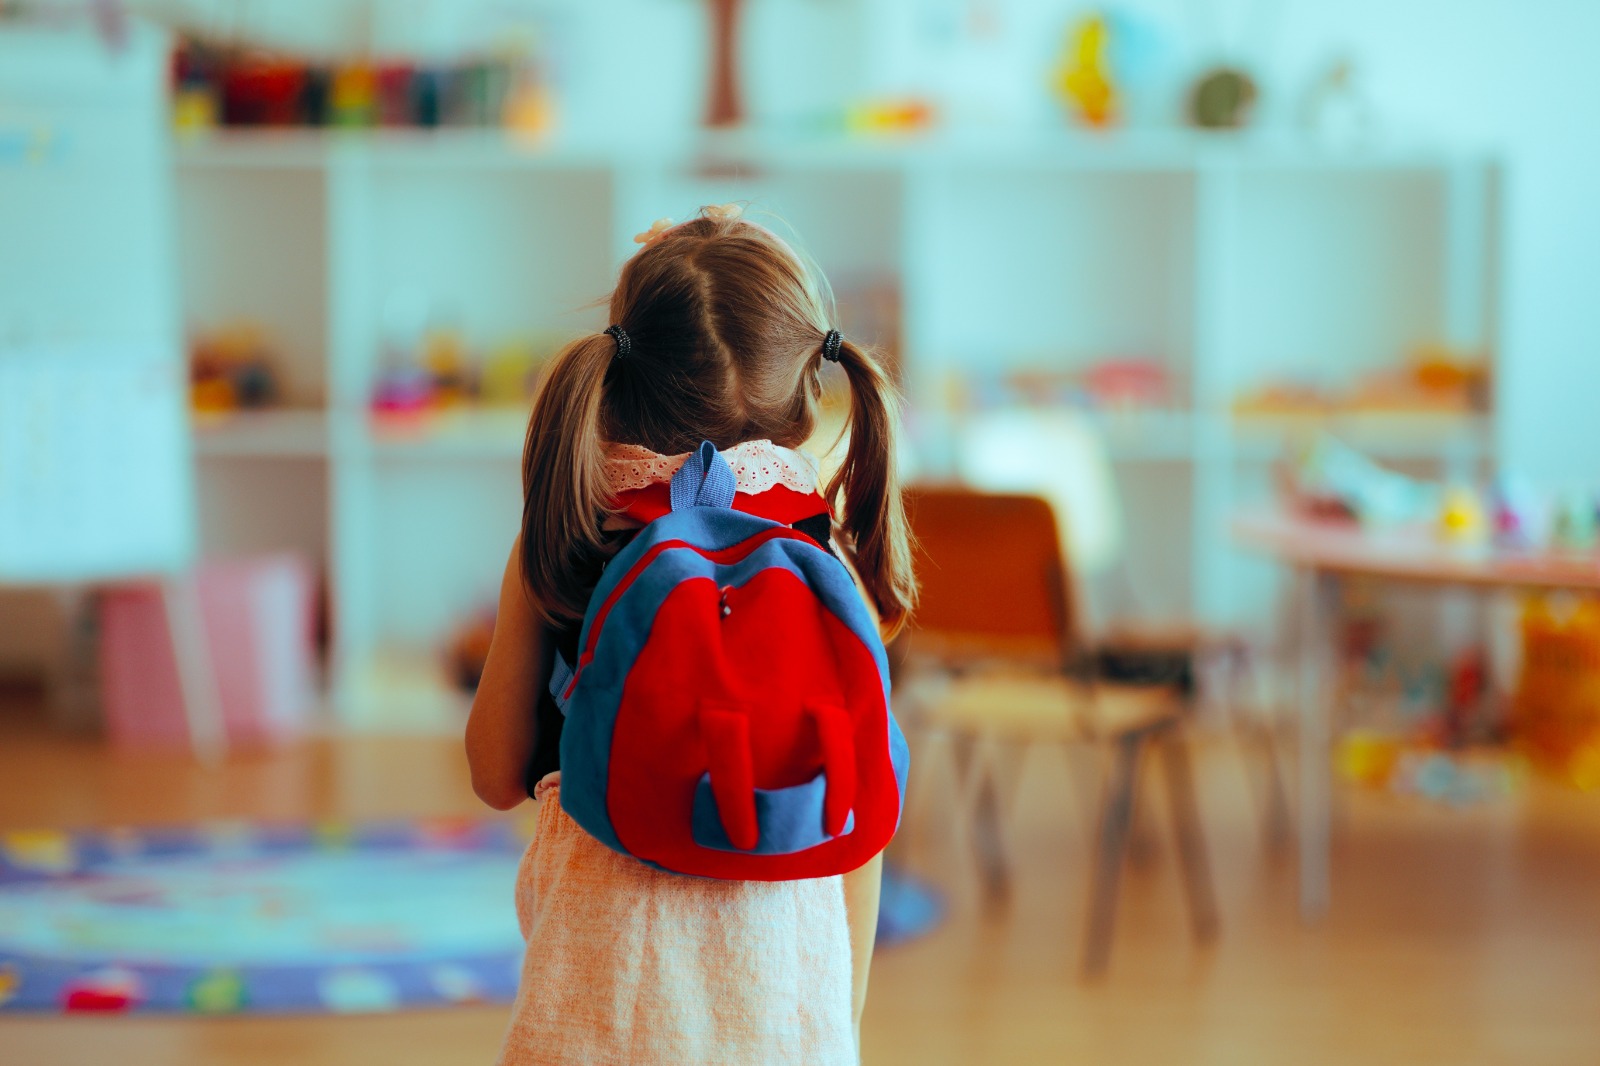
[{"xmin": 692, "ymin": 770, "xmax": 856, "ymax": 855}]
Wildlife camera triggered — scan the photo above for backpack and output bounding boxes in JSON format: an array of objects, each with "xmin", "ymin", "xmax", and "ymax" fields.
[{"xmin": 551, "ymin": 441, "xmax": 909, "ymax": 880}]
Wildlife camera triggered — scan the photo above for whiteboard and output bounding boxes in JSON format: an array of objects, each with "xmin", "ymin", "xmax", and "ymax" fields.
[{"xmin": 0, "ymin": 22, "xmax": 194, "ymax": 583}]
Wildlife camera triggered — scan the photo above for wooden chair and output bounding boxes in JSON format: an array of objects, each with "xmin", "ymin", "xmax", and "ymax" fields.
[
  {"xmin": 955, "ymin": 409, "xmax": 1291, "ymax": 857},
  {"xmin": 900, "ymin": 487, "xmax": 1219, "ymax": 978}
]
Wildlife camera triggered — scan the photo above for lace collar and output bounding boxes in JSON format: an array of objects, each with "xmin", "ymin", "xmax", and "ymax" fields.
[{"xmin": 605, "ymin": 440, "xmax": 821, "ymax": 496}]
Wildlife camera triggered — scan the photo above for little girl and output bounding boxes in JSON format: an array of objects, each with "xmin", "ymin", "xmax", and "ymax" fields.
[{"xmin": 465, "ymin": 205, "xmax": 916, "ymax": 1065}]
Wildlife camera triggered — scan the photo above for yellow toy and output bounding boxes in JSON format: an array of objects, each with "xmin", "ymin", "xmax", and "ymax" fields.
[
  {"xmin": 845, "ymin": 98, "xmax": 935, "ymax": 135},
  {"xmin": 420, "ymin": 329, "xmax": 473, "ymax": 409},
  {"xmin": 1336, "ymin": 729, "xmax": 1403, "ymax": 788},
  {"xmin": 1054, "ymin": 14, "xmax": 1117, "ymax": 128},
  {"xmin": 1438, "ymin": 484, "xmax": 1487, "ymax": 544}
]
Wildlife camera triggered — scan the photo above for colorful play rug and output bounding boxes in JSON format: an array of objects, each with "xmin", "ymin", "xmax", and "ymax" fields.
[{"xmin": 0, "ymin": 817, "xmax": 941, "ymax": 1016}]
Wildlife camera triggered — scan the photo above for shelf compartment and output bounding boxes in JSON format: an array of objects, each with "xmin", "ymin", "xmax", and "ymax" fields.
[
  {"xmin": 177, "ymin": 168, "xmax": 330, "ymax": 407},
  {"xmin": 367, "ymin": 409, "xmax": 528, "ymax": 460},
  {"xmin": 192, "ymin": 408, "xmax": 330, "ymax": 458},
  {"xmin": 916, "ymin": 168, "xmax": 1198, "ymax": 406},
  {"xmin": 1222, "ymin": 170, "xmax": 1451, "ymax": 396}
]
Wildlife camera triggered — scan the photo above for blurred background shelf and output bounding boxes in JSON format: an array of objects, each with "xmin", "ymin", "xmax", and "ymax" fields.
[
  {"xmin": 170, "ymin": 129, "xmax": 1498, "ymax": 725},
  {"xmin": 1227, "ymin": 411, "xmax": 1492, "ymax": 461},
  {"xmin": 192, "ymin": 408, "xmax": 330, "ymax": 458},
  {"xmin": 173, "ymin": 127, "xmax": 1488, "ymax": 175},
  {"xmin": 367, "ymin": 410, "xmax": 528, "ymax": 460}
]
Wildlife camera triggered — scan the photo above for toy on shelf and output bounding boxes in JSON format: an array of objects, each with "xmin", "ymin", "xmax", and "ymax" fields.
[
  {"xmin": 1286, "ymin": 433, "xmax": 1439, "ymax": 527},
  {"xmin": 1285, "ymin": 429, "xmax": 1600, "ymax": 559},
  {"xmin": 1231, "ymin": 379, "xmax": 1332, "ymax": 417},
  {"xmin": 1188, "ymin": 68, "xmax": 1257, "ymax": 130},
  {"xmin": 1300, "ymin": 57, "xmax": 1374, "ymax": 149},
  {"xmin": 371, "ymin": 366, "xmax": 436, "ymax": 418},
  {"xmin": 1334, "ymin": 635, "xmax": 1519, "ymax": 806},
  {"xmin": 370, "ymin": 323, "xmax": 557, "ymax": 425},
  {"xmin": 189, "ymin": 322, "xmax": 282, "ymax": 413},
  {"xmin": 1491, "ymin": 474, "xmax": 1548, "ymax": 550},
  {"xmin": 703, "ymin": 0, "xmax": 747, "ymax": 127},
  {"xmin": 478, "ymin": 339, "xmax": 544, "ymax": 407},
  {"xmin": 1437, "ymin": 483, "xmax": 1488, "ymax": 546},
  {"xmin": 330, "ymin": 62, "xmax": 378, "ymax": 128},
  {"xmin": 1550, "ymin": 491, "xmax": 1600, "ymax": 552},
  {"xmin": 1234, "ymin": 345, "xmax": 1490, "ymax": 419},
  {"xmin": 1388, "ymin": 748, "xmax": 1521, "ymax": 805},
  {"xmin": 1433, "ymin": 644, "xmax": 1493, "ymax": 747},
  {"xmin": 1336, "ymin": 729, "xmax": 1404, "ymax": 788},
  {"xmin": 1335, "ymin": 725, "xmax": 1522, "ymax": 807},
  {"xmin": 1049, "ymin": 9, "xmax": 1169, "ymax": 130},
  {"xmin": 168, "ymin": 30, "xmax": 554, "ymax": 132},
  {"xmin": 419, "ymin": 330, "xmax": 473, "ymax": 409},
  {"xmin": 844, "ymin": 98, "xmax": 936, "ymax": 136},
  {"xmin": 950, "ymin": 357, "xmax": 1171, "ymax": 414},
  {"xmin": 1080, "ymin": 358, "xmax": 1169, "ymax": 409},
  {"xmin": 1054, "ymin": 14, "xmax": 1117, "ymax": 128},
  {"xmin": 501, "ymin": 40, "xmax": 556, "ymax": 139}
]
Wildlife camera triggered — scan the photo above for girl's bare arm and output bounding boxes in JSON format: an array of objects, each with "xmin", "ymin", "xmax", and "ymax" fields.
[
  {"xmin": 465, "ymin": 537, "xmax": 546, "ymax": 810},
  {"xmin": 833, "ymin": 530, "xmax": 889, "ymax": 1044},
  {"xmin": 843, "ymin": 850, "xmax": 883, "ymax": 1044}
]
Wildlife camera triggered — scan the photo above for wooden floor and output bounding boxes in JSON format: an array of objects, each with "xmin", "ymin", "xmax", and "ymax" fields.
[{"xmin": 2, "ymin": 696, "xmax": 1598, "ymax": 1066}]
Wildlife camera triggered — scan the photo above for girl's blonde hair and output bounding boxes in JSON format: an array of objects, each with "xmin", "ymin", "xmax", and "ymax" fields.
[{"xmin": 520, "ymin": 210, "xmax": 916, "ymax": 634}]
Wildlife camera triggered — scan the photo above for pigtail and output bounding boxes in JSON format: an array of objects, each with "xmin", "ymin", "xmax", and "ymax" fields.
[
  {"xmin": 520, "ymin": 332, "xmax": 617, "ymax": 624},
  {"xmin": 825, "ymin": 339, "xmax": 918, "ymax": 637}
]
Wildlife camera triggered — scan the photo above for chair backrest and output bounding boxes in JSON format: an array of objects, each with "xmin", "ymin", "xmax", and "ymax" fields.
[{"xmin": 904, "ymin": 487, "xmax": 1080, "ymax": 668}]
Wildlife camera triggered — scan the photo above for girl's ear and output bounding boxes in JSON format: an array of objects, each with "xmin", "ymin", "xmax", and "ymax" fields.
[
  {"xmin": 521, "ymin": 331, "xmax": 618, "ymax": 624},
  {"xmin": 825, "ymin": 339, "xmax": 918, "ymax": 636}
]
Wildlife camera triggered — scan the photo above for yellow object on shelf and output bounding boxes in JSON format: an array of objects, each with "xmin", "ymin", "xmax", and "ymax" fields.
[
  {"xmin": 1438, "ymin": 484, "xmax": 1487, "ymax": 544},
  {"xmin": 1054, "ymin": 14, "xmax": 1117, "ymax": 128},
  {"xmin": 1513, "ymin": 595, "xmax": 1600, "ymax": 790},
  {"xmin": 845, "ymin": 98, "xmax": 935, "ymax": 135}
]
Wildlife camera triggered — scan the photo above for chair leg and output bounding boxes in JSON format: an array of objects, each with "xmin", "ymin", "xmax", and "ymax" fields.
[
  {"xmin": 1126, "ymin": 764, "xmax": 1161, "ymax": 869},
  {"xmin": 1159, "ymin": 727, "xmax": 1220, "ymax": 946},
  {"xmin": 1248, "ymin": 718, "xmax": 1293, "ymax": 858},
  {"xmin": 971, "ymin": 743, "xmax": 1010, "ymax": 903},
  {"xmin": 1081, "ymin": 729, "xmax": 1145, "ymax": 979},
  {"xmin": 899, "ymin": 724, "xmax": 950, "ymax": 856},
  {"xmin": 989, "ymin": 738, "xmax": 1029, "ymax": 825},
  {"xmin": 1227, "ymin": 648, "xmax": 1293, "ymax": 859},
  {"xmin": 949, "ymin": 733, "xmax": 1009, "ymax": 903},
  {"xmin": 1063, "ymin": 739, "xmax": 1102, "ymax": 845}
]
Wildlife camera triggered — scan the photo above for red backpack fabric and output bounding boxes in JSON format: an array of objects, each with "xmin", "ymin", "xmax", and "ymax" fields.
[{"xmin": 552, "ymin": 441, "xmax": 909, "ymax": 880}]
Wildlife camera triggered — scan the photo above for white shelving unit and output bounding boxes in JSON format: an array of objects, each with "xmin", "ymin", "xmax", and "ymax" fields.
[{"xmin": 173, "ymin": 129, "xmax": 1499, "ymax": 728}]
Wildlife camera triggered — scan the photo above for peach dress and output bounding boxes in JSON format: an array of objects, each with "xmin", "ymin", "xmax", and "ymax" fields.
[{"xmin": 496, "ymin": 789, "xmax": 856, "ymax": 1065}]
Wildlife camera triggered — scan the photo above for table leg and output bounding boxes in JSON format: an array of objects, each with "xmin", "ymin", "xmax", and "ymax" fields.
[{"xmin": 1297, "ymin": 567, "xmax": 1334, "ymax": 922}]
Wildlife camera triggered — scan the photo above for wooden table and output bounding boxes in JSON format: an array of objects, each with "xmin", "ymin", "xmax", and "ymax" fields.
[{"xmin": 1233, "ymin": 511, "xmax": 1600, "ymax": 921}]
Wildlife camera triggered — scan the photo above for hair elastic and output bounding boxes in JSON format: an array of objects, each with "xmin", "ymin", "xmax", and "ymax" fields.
[
  {"xmin": 821, "ymin": 329, "xmax": 843, "ymax": 363},
  {"xmin": 604, "ymin": 324, "xmax": 631, "ymax": 359}
]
